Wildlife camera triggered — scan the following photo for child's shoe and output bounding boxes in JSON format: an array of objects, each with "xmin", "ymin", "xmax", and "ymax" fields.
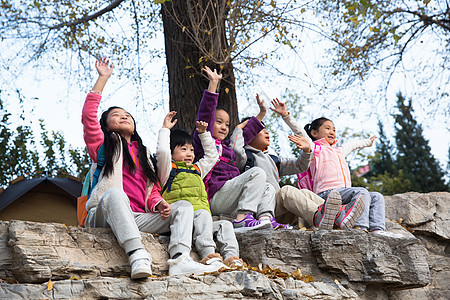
[
  {"xmin": 232, "ymin": 214, "xmax": 272, "ymax": 233},
  {"xmin": 313, "ymin": 190, "xmax": 341, "ymax": 230},
  {"xmin": 168, "ymin": 254, "xmax": 217, "ymax": 276},
  {"xmin": 200, "ymin": 253, "xmax": 229, "ymax": 271},
  {"xmin": 270, "ymin": 217, "xmax": 293, "ymax": 229},
  {"xmin": 334, "ymin": 195, "xmax": 365, "ymax": 230},
  {"xmin": 129, "ymin": 249, "xmax": 152, "ymax": 279},
  {"xmin": 223, "ymin": 256, "xmax": 244, "ymax": 268}
]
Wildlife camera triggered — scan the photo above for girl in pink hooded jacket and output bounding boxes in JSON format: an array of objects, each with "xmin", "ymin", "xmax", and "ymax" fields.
[{"xmin": 288, "ymin": 116, "xmax": 402, "ymax": 238}]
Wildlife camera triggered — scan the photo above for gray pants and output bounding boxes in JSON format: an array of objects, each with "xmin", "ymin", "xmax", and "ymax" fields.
[
  {"xmin": 193, "ymin": 209, "xmax": 216, "ymax": 258},
  {"xmin": 213, "ymin": 220, "xmax": 239, "ymax": 260},
  {"xmin": 319, "ymin": 187, "xmax": 385, "ymax": 231},
  {"xmin": 85, "ymin": 188, "xmax": 194, "ymax": 257},
  {"xmin": 210, "ymin": 167, "xmax": 275, "ymax": 219}
]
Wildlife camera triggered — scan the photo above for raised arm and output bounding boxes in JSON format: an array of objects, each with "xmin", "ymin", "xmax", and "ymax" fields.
[
  {"xmin": 193, "ymin": 67, "xmax": 221, "ymax": 160},
  {"xmin": 340, "ymin": 136, "xmax": 376, "ymax": 157},
  {"xmin": 279, "ymin": 135, "xmax": 312, "ymax": 176},
  {"xmin": 81, "ymin": 58, "xmax": 114, "ymax": 160},
  {"xmin": 91, "ymin": 57, "xmax": 113, "ymax": 94},
  {"xmin": 230, "ymin": 120, "xmax": 249, "ymax": 171},
  {"xmin": 157, "ymin": 111, "xmax": 177, "ymax": 186},
  {"xmin": 271, "ymin": 98, "xmax": 314, "ymax": 148},
  {"xmin": 195, "ymin": 121, "xmax": 219, "ymax": 179}
]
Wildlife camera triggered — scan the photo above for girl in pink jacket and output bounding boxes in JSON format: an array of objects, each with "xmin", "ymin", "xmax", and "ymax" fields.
[{"xmin": 288, "ymin": 116, "xmax": 402, "ymax": 238}]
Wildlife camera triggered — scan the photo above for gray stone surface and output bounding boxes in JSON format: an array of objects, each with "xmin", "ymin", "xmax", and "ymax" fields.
[
  {"xmin": 0, "ymin": 271, "xmax": 359, "ymax": 299},
  {"xmin": 0, "ymin": 191, "xmax": 449, "ymax": 299},
  {"xmin": 386, "ymin": 192, "xmax": 450, "ymax": 300}
]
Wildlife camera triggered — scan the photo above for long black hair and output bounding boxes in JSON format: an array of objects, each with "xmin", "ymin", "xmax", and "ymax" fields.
[
  {"xmin": 304, "ymin": 117, "xmax": 332, "ymax": 141},
  {"xmin": 99, "ymin": 106, "xmax": 158, "ymax": 184}
]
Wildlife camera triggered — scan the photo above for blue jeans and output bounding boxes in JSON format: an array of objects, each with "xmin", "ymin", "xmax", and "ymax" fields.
[{"xmin": 319, "ymin": 187, "xmax": 385, "ymax": 231}]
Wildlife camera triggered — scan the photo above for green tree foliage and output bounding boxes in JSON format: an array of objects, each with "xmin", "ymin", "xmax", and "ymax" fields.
[
  {"xmin": 0, "ymin": 95, "xmax": 90, "ymax": 188},
  {"xmin": 315, "ymin": 1, "xmax": 449, "ymax": 91},
  {"xmin": 393, "ymin": 92, "xmax": 448, "ymax": 192}
]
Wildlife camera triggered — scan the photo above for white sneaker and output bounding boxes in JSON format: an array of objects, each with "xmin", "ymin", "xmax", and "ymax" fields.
[
  {"xmin": 168, "ymin": 255, "xmax": 218, "ymax": 276},
  {"xmin": 372, "ymin": 230, "xmax": 404, "ymax": 239},
  {"xmin": 129, "ymin": 249, "xmax": 152, "ymax": 279},
  {"xmin": 204, "ymin": 256, "xmax": 229, "ymax": 271}
]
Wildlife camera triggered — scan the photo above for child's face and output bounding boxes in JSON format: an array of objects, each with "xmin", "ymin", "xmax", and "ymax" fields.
[
  {"xmin": 249, "ymin": 128, "xmax": 270, "ymax": 151},
  {"xmin": 106, "ymin": 108, "xmax": 135, "ymax": 137},
  {"xmin": 213, "ymin": 109, "xmax": 230, "ymax": 141},
  {"xmin": 172, "ymin": 143, "xmax": 195, "ymax": 165},
  {"xmin": 311, "ymin": 120, "xmax": 336, "ymax": 145}
]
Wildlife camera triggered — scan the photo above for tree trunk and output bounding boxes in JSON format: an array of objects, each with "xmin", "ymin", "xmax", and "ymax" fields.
[{"xmin": 161, "ymin": 1, "xmax": 238, "ymax": 134}]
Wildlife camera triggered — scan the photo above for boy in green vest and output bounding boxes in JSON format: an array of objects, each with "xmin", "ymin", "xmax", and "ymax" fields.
[{"xmin": 162, "ymin": 121, "xmax": 243, "ymax": 270}]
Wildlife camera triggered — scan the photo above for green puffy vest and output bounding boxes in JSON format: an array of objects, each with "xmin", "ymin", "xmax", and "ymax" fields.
[{"xmin": 162, "ymin": 161, "xmax": 210, "ymax": 213}]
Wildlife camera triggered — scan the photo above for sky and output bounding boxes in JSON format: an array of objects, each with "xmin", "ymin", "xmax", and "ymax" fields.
[{"xmin": 1, "ymin": 5, "xmax": 449, "ymax": 177}]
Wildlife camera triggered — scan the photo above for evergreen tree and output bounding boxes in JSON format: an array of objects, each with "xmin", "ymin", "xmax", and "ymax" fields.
[
  {"xmin": 371, "ymin": 120, "xmax": 395, "ymax": 176},
  {"xmin": 394, "ymin": 93, "xmax": 448, "ymax": 192}
]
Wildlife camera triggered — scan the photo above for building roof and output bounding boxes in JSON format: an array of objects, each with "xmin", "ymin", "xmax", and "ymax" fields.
[{"xmin": 0, "ymin": 176, "xmax": 82, "ymax": 211}]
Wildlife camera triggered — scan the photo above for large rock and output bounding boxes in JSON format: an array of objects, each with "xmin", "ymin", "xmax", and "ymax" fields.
[
  {"xmin": 385, "ymin": 192, "xmax": 449, "ymax": 239},
  {"xmin": 0, "ymin": 272, "xmax": 359, "ymax": 299},
  {"xmin": 385, "ymin": 192, "xmax": 450, "ymax": 300},
  {"xmin": 6, "ymin": 220, "xmax": 169, "ymax": 283},
  {"xmin": 236, "ymin": 229, "xmax": 430, "ymax": 290}
]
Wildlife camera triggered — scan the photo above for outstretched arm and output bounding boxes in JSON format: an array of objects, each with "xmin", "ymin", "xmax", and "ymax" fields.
[
  {"xmin": 91, "ymin": 57, "xmax": 114, "ymax": 94},
  {"xmin": 340, "ymin": 136, "xmax": 376, "ymax": 157}
]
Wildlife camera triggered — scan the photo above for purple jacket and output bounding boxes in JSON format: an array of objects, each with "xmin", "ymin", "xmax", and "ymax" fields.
[{"xmin": 194, "ymin": 90, "xmax": 263, "ymax": 199}]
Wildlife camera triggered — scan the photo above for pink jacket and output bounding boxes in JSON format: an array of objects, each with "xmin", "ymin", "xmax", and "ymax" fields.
[
  {"xmin": 282, "ymin": 114, "xmax": 372, "ymax": 194},
  {"xmin": 82, "ymin": 93, "xmax": 166, "ymax": 213}
]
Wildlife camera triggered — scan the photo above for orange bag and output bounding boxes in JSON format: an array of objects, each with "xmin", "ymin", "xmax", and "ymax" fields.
[{"xmin": 77, "ymin": 195, "xmax": 89, "ymax": 226}]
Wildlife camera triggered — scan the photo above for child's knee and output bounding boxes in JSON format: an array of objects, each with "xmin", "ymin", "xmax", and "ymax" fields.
[{"xmin": 247, "ymin": 166, "xmax": 267, "ymax": 182}]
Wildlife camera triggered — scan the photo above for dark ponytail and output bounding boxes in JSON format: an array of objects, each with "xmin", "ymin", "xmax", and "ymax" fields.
[
  {"xmin": 99, "ymin": 106, "xmax": 158, "ymax": 184},
  {"xmin": 304, "ymin": 117, "xmax": 331, "ymax": 141}
]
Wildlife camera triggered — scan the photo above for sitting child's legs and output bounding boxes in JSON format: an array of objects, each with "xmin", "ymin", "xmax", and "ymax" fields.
[
  {"xmin": 135, "ymin": 200, "xmax": 193, "ymax": 258},
  {"xmin": 85, "ymin": 188, "xmax": 151, "ymax": 279},
  {"xmin": 368, "ymin": 191, "xmax": 386, "ymax": 232},
  {"xmin": 336, "ymin": 187, "xmax": 370, "ymax": 230},
  {"xmin": 212, "ymin": 220, "xmax": 242, "ymax": 267},
  {"xmin": 210, "ymin": 167, "xmax": 272, "ymax": 231},
  {"xmin": 210, "ymin": 167, "xmax": 266, "ymax": 216},
  {"xmin": 86, "ymin": 188, "xmax": 144, "ymax": 254},
  {"xmin": 193, "ymin": 209, "xmax": 216, "ymax": 259},
  {"xmin": 275, "ymin": 185, "xmax": 324, "ymax": 227}
]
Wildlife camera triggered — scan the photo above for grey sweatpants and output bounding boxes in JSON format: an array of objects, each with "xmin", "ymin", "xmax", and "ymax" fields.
[
  {"xmin": 213, "ymin": 220, "xmax": 239, "ymax": 260},
  {"xmin": 210, "ymin": 167, "xmax": 275, "ymax": 219},
  {"xmin": 193, "ymin": 209, "xmax": 216, "ymax": 259},
  {"xmin": 85, "ymin": 188, "xmax": 194, "ymax": 258},
  {"xmin": 319, "ymin": 187, "xmax": 385, "ymax": 231}
]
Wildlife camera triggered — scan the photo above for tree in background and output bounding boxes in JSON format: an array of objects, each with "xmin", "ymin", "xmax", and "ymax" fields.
[
  {"xmin": 393, "ymin": 92, "xmax": 448, "ymax": 192},
  {"xmin": 0, "ymin": 94, "xmax": 90, "ymax": 188}
]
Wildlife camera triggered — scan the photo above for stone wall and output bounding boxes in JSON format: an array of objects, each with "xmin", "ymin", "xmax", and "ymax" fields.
[{"xmin": 0, "ymin": 192, "xmax": 448, "ymax": 299}]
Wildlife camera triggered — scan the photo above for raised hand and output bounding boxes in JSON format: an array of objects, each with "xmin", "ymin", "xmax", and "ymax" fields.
[
  {"xmin": 270, "ymin": 98, "xmax": 288, "ymax": 117},
  {"xmin": 203, "ymin": 66, "xmax": 222, "ymax": 93},
  {"xmin": 163, "ymin": 111, "xmax": 178, "ymax": 129},
  {"xmin": 156, "ymin": 200, "xmax": 171, "ymax": 220},
  {"xmin": 95, "ymin": 57, "xmax": 114, "ymax": 78},
  {"xmin": 369, "ymin": 135, "xmax": 377, "ymax": 146},
  {"xmin": 91, "ymin": 57, "xmax": 113, "ymax": 93},
  {"xmin": 196, "ymin": 121, "xmax": 208, "ymax": 134},
  {"xmin": 255, "ymin": 93, "xmax": 267, "ymax": 122},
  {"xmin": 236, "ymin": 119, "xmax": 249, "ymax": 130},
  {"xmin": 289, "ymin": 134, "xmax": 311, "ymax": 153}
]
